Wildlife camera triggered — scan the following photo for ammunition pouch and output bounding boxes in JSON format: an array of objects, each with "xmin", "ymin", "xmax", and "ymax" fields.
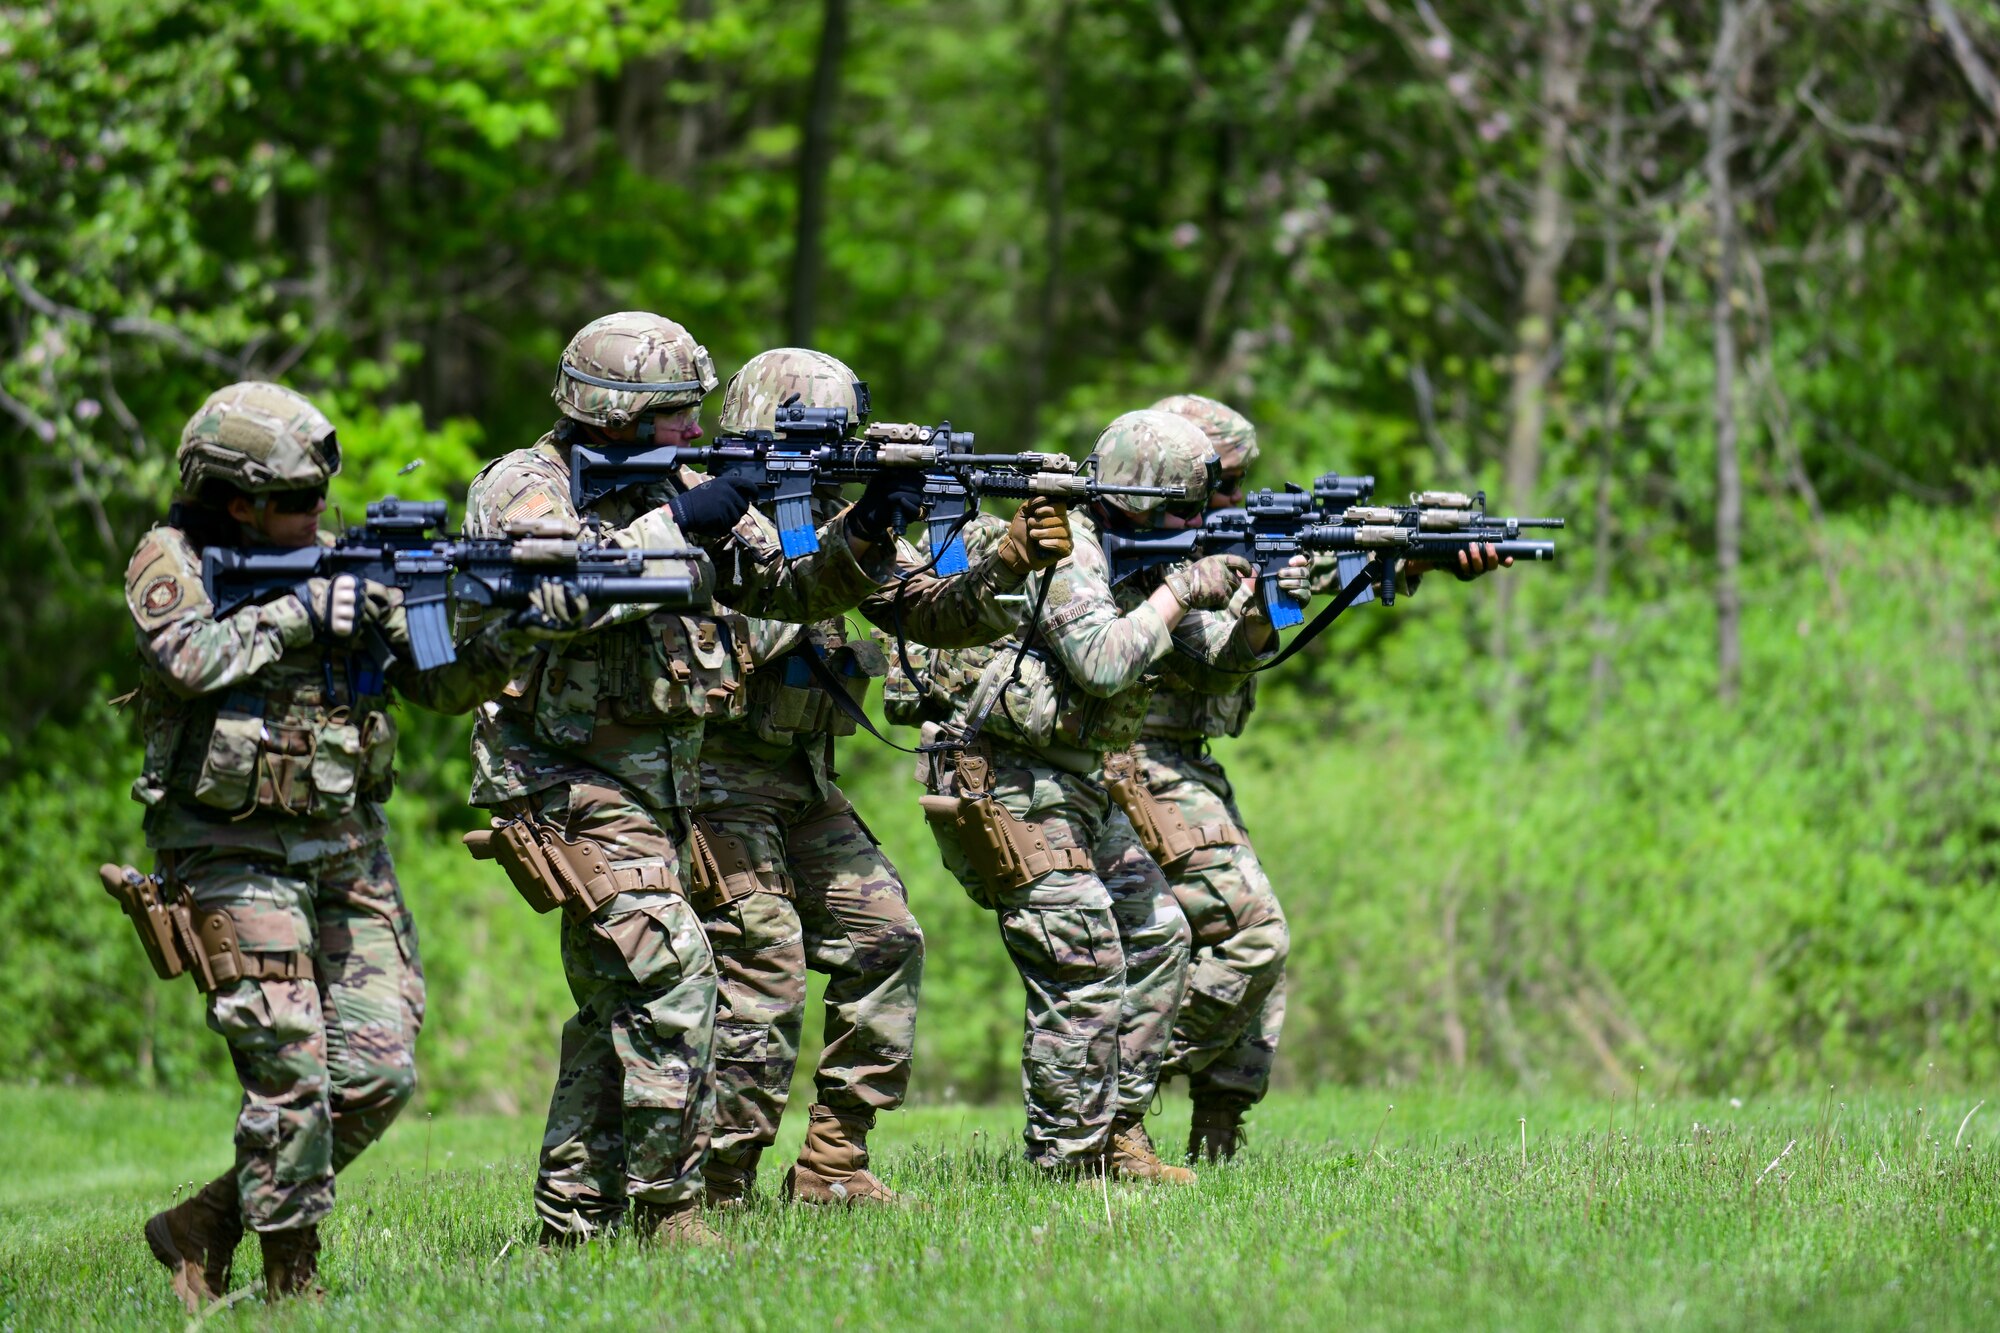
[
  {"xmin": 685, "ymin": 818, "xmax": 787, "ymax": 913},
  {"xmin": 464, "ymin": 814, "xmax": 673, "ymax": 921},
  {"xmin": 1100, "ymin": 749, "xmax": 1244, "ymax": 871},
  {"xmin": 99, "ymin": 860, "xmax": 313, "ymax": 992},
  {"xmin": 921, "ymin": 752, "xmax": 1089, "ymax": 906}
]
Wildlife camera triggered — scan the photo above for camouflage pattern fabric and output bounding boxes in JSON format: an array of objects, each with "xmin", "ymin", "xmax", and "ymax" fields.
[
  {"xmin": 463, "ymin": 438, "xmax": 889, "ymax": 813},
  {"xmin": 912, "ymin": 508, "xmax": 1268, "ymax": 769},
  {"xmin": 1133, "ymin": 738, "xmax": 1289, "ymax": 1113},
  {"xmin": 462, "ymin": 436, "xmax": 888, "ymax": 1233},
  {"xmin": 126, "ymin": 522, "xmax": 518, "ymax": 860},
  {"xmin": 177, "ymin": 380, "xmax": 339, "ymax": 494},
  {"xmin": 1148, "ymin": 393, "xmax": 1258, "ymax": 473},
  {"xmin": 525, "ymin": 778, "xmax": 718, "ymax": 1234},
  {"xmin": 696, "ymin": 745, "xmax": 922, "ymax": 1192},
  {"xmin": 697, "ymin": 514, "xmax": 1023, "ymax": 1190},
  {"xmin": 918, "ymin": 735, "xmax": 1191, "ymax": 1169},
  {"xmin": 176, "ymin": 841, "xmax": 424, "ymax": 1232}
]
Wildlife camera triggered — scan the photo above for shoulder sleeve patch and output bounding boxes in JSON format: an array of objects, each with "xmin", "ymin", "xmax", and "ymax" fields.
[{"xmin": 140, "ymin": 575, "xmax": 185, "ymax": 618}]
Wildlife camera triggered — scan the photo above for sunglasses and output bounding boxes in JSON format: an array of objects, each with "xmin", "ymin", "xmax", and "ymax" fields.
[{"xmin": 265, "ymin": 485, "xmax": 328, "ymax": 514}]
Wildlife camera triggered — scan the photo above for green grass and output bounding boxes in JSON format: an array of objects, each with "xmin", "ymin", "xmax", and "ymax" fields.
[{"xmin": 3, "ymin": 1084, "xmax": 1998, "ymax": 1330}]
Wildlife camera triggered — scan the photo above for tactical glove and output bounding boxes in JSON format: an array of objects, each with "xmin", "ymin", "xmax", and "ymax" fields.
[
  {"xmin": 510, "ymin": 582, "xmax": 591, "ymax": 640},
  {"xmin": 997, "ymin": 497, "xmax": 1073, "ymax": 575},
  {"xmin": 295, "ymin": 574, "xmax": 360, "ymax": 639},
  {"xmin": 847, "ymin": 470, "xmax": 928, "ymax": 544},
  {"xmin": 1273, "ymin": 554, "xmax": 1316, "ymax": 602},
  {"xmin": 668, "ymin": 476, "xmax": 757, "ymax": 537},
  {"xmin": 1163, "ymin": 554, "xmax": 1255, "ymax": 611}
]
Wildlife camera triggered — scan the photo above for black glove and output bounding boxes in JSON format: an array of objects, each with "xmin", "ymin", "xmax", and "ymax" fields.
[
  {"xmin": 668, "ymin": 476, "xmax": 757, "ymax": 537},
  {"xmin": 847, "ymin": 470, "xmax": 927, "ymax": 544}
]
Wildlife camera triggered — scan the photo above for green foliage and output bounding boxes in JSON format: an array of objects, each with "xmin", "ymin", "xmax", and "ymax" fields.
[
  {"xmin": 5, "ymin": 1084, "xmax": 2000, "ymax": 1329},
  {"xmin": 4, "ymin": 1, "xmax": 2000, "ymax": 1099}
]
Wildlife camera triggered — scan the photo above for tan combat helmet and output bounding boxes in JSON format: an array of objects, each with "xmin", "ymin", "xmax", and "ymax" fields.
[
  {"xmin": 1150, "ymin": 393, "xmax": 1258, "ymax": 473},
  {"xmin": 1091, "ymin": 409, "xmax": 1218, "ymax": 518},
  {"xmin": 718, "ymin": 347, "xmax": 869, "ymax": 435},
  {"xmin": 177, "ymin": 381, "xmax": 340, "ymax": 495},
  {"xmin": 553, "ymin": 311, "xmax": 718, "ymax": 430}
]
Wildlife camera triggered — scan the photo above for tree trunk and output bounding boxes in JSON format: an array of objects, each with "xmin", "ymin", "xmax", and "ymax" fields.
[
  {"xmin": 1709, "ymin": 1, "xmax": 1746, "ymax": 705},
  {"xmin": 1492, "ymin": 8, "xmax": 1577, "ymax": 710},
  {"xmin": 788, "ymin": 0, "xmax": 849, "ymax": 348},
  {"xmin": 1589, "ymin": 93, "xmax": 1624, "ymax": 721},
  {"xmin": 1027, "ymin": 0, "xmax": 1075, "ymax": 441}
]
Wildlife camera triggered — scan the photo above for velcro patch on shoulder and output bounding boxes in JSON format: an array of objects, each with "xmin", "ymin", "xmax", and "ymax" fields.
[
  {"xmin": 502, "ymin": 490, "xmax": 555, "ymax": 524},
  {"xmin": 140, "ymin": 575, "xmax": 185, "ymax": 619}
]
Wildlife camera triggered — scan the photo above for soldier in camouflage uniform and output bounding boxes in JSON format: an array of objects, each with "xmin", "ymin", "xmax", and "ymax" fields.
[
  {"xmin": 692, "ymin": 349, "xmax": 1074, "ymax": 1208},
  {"xmin": 1145, "ymin": 393, "xmax": 1510, "ymax": 1162},
  {"xmin": 887, "ymin": 410, "xmax": 1280, "ymax": 1182},
  {"xmin": 461, "ymin": 314, "xmax": 925, "ymax": 1246},
  {"xmin": 127, "ymin": 383, "xmax": 578, "ymax": 1310}
]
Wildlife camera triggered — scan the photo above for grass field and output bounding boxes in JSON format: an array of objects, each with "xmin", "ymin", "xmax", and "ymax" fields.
[{"xmin": 3, "ymin": 1083, "xmax": 1998, "ymax": 1330}]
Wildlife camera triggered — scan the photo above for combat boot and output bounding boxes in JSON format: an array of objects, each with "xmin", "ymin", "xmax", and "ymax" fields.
[
  {"xmin": 144, "ymin": 1172, "xmax": 243, "ymax": 1313},
  {"xmin": 1107, "ymin": 1115, "xmax": 1197, "ymax": 1185},
  {"xmin": 630, "ymin": 1199, "xmax": 727, "ymax": 1248},
  {"xmin": 259, "ymin": 1224, "xmax": 322, "ymax": 1301},
  {"xmin": 1187, "ymin": 1105, "xmax": 1245, "ymax": 1164},
  {"xmin": 784, "ymin": 1103, "xmax": 902, "ymax": 1206},
  {"xmin": 702, "ymin": 1150, "xmax": 759, "ymax": 1210}
]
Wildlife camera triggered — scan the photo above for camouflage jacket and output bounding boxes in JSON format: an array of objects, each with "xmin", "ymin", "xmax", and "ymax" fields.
[
  {"xmin": 463, "ymin": 434, "xmax": 890, "ymax": 811},
  {"xmin": 700, "ymin": 511, "xmax": 1029, "ymax": 800},
  {"xmin": 124, "ymin": 522, "xmax": 518, "ymax": 862},
  {"xmin": 888, "ymin": 509, "xmax": 1271, "ymax": 772}
]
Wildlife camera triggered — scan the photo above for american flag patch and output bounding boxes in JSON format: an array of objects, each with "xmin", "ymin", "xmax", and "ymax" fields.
[{"xmin": 503, "ymin": 491, "xmax": 555, "ymax": 523}]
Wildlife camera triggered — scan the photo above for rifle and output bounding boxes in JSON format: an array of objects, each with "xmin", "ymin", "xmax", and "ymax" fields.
[
  {"xmin": 1102, "ymin": 484, "xmax": 1562, "ymax": 629},
  {"xmin": 568, "ymin": 403, "xmax": 1189, "ymax": 567},
  {"xmin": 201, "ymin": 497, "xmax": 702, "ymax": 672}
]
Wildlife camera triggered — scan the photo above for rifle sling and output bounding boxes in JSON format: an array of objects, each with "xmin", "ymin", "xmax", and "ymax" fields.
[
  {"xmin": 1253, "ymin": 562, "xmax": 1380, "ymax": 673},
  {"xmin": 788, "ymin": 642, "xmax": 924, "ymax": 755}
]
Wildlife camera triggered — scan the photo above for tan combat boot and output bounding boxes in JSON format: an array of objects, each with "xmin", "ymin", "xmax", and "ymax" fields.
[
  {"xmin": 783, "ymin": 1104, "xmax": 900, "ymax": 1205},
  {"xmin": 630, "ymin": 1199, "xmax": 727, "ymax": 1248},
  {"xmin": 259, "ymin": 1224, "xmax": 322, "ymax": 1301},
  {"xmin": 702, "ymin": 1150, "xmax": 759, "ymax": 1210},
  {"xmin": 1187, "ymin": 1105, "xmax": 1244, "ymax": 1164},
  {"xmin": 1108, "ymin": 1115, "xmax": 1197, "ymax": 1185},
  {"xmin": 144, "ymin": 1172, "xmax": 244, "ymax": 1313}
]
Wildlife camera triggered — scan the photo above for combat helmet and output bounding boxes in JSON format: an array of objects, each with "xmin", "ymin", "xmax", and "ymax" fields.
[
  {"xmin": 178, "ymin": 381, "xmax": 339, "ymax": 496},
  {"xmin": 554, "ymin": 311, "xmax": 718, "ymax": 430},
  {"xmin": 719, "ymin": 347, "xmax": 869, "ymax": 435},
  {"xmin": 1150, "ymin": 393, "xmax": 1258, "ymax": 473},
  {"xmin": 1090, "ymin": 409, "xmax": 1218, "ymax": 519}
]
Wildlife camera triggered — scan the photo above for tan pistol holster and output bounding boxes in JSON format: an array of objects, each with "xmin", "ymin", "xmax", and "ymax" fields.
[
  {"xmin": 918, "ymin": 750, "xmax": 1089, "ymax": 905},
  {"xmin": 685, "ymin": 818, "xmax": 786, "ymax": 913},
  {"xmin": 463, "ymin": 811, "xmax": 666, "ymax": 921},
  {"xmin": 99, "ymin": 859, "xmax": 313, "ymax": 992},
  {"xmin": 1100, "ymin": 749, "xmax": 1244, "ymax": 871}
]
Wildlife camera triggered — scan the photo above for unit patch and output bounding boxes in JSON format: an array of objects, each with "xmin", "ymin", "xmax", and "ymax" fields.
[{"xmin": 141, "ymin": 575, "xmax": 185, "ymax": 617}]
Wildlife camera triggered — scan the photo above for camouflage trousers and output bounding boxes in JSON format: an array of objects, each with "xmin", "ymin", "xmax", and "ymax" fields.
[
  {"xmin": 923, "ymin": 740, "xmax": 1191, "ymax": 1170},
  {"xmin": 176, "ymin": 839, "xmax": 425, "ymax": 1233},
  {"xmin": 517, "ymin": 779, "xmax": 718, "ymax": 1235},
  {"xmin": 694, "ymin": 758, "xmax": 923, "ymax": 1192},
  {"xmin": 1134, "ymin": 738, "xmax": 1289, "ymax": 1112}
]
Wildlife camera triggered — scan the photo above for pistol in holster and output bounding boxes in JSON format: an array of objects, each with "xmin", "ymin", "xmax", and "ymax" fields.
[
  {"xmin": 1099, "ymin": 748, "xmax": 1244, "ymax": 871},
  {"xmin": 684, "ymin": 818, "xmax": 783, "ymax": 914},
  {"xmin": 463, "ymin": 812, "xmax": 667, "ymax": 921},
  {"xmin": 98, "ymin": 860, "xmax": 309, "ymax": 992},
  {"xmin": 918, "ymin": 750, "xmax": 1089, "ymax": 905}
]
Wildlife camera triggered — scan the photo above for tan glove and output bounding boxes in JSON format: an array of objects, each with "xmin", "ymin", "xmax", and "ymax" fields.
[
  {"xmin": 296, "ymin": 574, "xmax": 361, "ymax": 639},
  {"xmin": 510, "ymin": 582, "xmax": 592, "ymax": 640},
  {"xmin": 1163, "ymin": 554, "xmax": 1256, "ymax": 611},
  {"xmin": 997, "ymin": 497, "xmax": 1073, "ymax": 574},
  {"xmin": 1273, "ymin": 554, "xmax": 1317, "ymax": 603}
]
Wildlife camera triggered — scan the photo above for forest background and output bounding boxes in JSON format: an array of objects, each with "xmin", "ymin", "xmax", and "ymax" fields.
[{"xmin": 2, "ymin": 0, "xmax": 1997, "ymax": 1115}]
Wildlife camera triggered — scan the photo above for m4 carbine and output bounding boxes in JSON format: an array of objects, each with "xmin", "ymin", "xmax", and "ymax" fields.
[
  {"xmin": 569, "ymin": 402, "xmax": 1188, "ymax": 567},
  {"xmin": 1102, "ymin": 484, "xmax": 1561, "ymax": 628},
  {"xmin": 201, "ymin": 497, "xmax": 701, "ymax": 672}
]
